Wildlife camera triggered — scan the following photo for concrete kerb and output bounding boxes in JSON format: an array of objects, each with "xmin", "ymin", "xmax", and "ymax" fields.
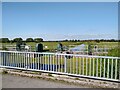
[{"xmin": 0, "ymin": 68, "xmax": 118, "ymax": 88}]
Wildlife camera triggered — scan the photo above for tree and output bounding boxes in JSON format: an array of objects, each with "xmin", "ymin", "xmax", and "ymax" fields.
[
  {"xmin": 26, "ymin": 38, "xmax": 34, "ymax": 42},
  {"xmin": 34, "ymin": 38, "xmax": 43, "ymax": 43},
  {"xmin": 13, "ymin": 38, "xmax": 23, "ymax": 42},
  {"xmin": 0, "ymin": 38, "xmax": 10, "ymax": 43}
]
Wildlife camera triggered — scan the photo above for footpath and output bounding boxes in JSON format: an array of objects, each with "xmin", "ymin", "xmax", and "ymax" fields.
[{"xmin": 0, "ymin": 68, "xmax": 119, "ymax": 88}]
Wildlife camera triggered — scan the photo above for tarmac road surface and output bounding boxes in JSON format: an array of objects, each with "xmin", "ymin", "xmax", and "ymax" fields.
[{"xmin": 2, "ymin": 74, "xmax": 90, "ymax": 88}]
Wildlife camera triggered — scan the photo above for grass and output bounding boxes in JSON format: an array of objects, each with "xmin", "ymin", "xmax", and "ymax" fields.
[{"xmin": 1, "ymin": 41, "xmax": 118, "ymax": 52}]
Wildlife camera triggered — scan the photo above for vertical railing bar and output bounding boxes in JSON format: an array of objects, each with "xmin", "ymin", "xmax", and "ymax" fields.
[
  {"xmin": 23, "ymin": 52, "xmax": 25, "ymax": 68},
  {"xmin": 16, "ymin": 52, "xmax": 18, "ymax": 67},
  {"xmin": 8, "ymin": 52, "xmax": 10, "ymax": 66},
  {"xmin": 71, "ymin": 56, "xmax": 74, "ymax": 73},
  {"xmin": 26, "ymin": 53, "xmax": 28, "ymax": 69},
  {"xmin": 12, "ymin": 52, "xmax": 15, "ymax": 67},
  {"xmin": 111, "ymin": 58, "xmax": 113, "ymax": 79},
  {"xmin": 28, "ymin": 53, "xmax": 30, "ymax": 68},
  {"xmin": 104, "ymin": 58, "xmax": 106, "ymax": 78},
  {"xmin": 21, "ymin": 53, "xmax": 22, "ymax": 68},
  {"xmin": 6, "ymin": 52, "xmax": 10, "ymax": 66},
  {"xmin": 6, "ymin": 52, "xmax": 7, "ymax": 66},
  {"xmin": 86, "ymin": 57, "xmax": 88, "ymax": 76},
  {"xmin": 2, "ymin": 52, "xmax": 4, "ymax": 66},
  {"xmin": 60, "ymin": 55, "xmax": 62, "ymax": 72},
  {"xmin": 96, "ymin": 57, "xmax": 98, "ymax": 77},
  {"xmin": 62, "ymin": 55, "xmax": 64, "ymax": 72},
  {"xmin": 30, "ymin": 53, "xmax": 32, "ymax": 69},
  {"xmin": 40, "ymin": 54, "xmax": 42, "ymax": 70},
  {"xmin": 115, "ymin": 59, "xmax": 117, "ymax": 79},
  {"xmin": 46, "ymin": 54, "xmax": 48, "ymax": 70},
  {"xmin": 107, "ymin": 58, "xmax": 109, "ymax": 78},
  {"xmin": 93, "ymin": 58, "xmax": 94, "ymax": 76},
  {"xmin": 85, "ymin": 57, "xmax": 87, "ymax": 76},
  {"xmin": 5, "ymin": 52, "xmax": 7, "ymax": 66},
  {"xmin": 38, "ymin": 54, "xmax": 40, "ymax": 70},
  {"xmin": 50, "ymin": 54, "xmax": 52, "ymax": 71},
  {"xmin": 56, "ymin": 55, "xmax": 58, "ymax": 72},
  {"xmin": 14, "ymin": 52, "xmax": 16, "ymax": 67},
  {"xmin": 70, "ymin": 55, "xmax": 71, "ymax": 74},
  {"xmin": 20, "ymin": 53, "xmax": 23, "ymax": 68},
  {"xmin": 17, "ymin": 52, "xmax": 19, "ymax": 67},
  {"xmin": 11, "ymin": 52, "xmax": 12, "ymax": 66},
  {"xmin": 3, "ymin": 52, "xmax": 5, "ymax": 66},
  {"xmin": 12, "ymin": 52, "xmax": 13, "ymax": 67},
  {"xmin": 73, "ymin": 56, "xmax": 74, "ymax": 74},
  {"xmin": 14, "ymin": 52, "xmax": 17, "ymax": 67},
  {"xmin": 43, "ymin": 54, "xmax": 45, "ymax": 70},
  {"xmin": 79, "ymin": 56, "xmax": 81, "ymax": 75},
  {"xmin": 29, "ymin": 53, "xmax": 30, "ymax": 69},
  {"xmin": 18, "ymin": 52, "xmax": 19, "ymax": 68},
  {"xmin": 0, "ymin": 52, "xmax": 2, "ymax": 65},
  {"xmin": 89, "ymin": 57, "xmax": 91, "ymax": 76},
  {"xmin": 47, "ymin": 54, "xmax": 49, "ymax": 71},
  {"xmin": 50, "ymin": 54, "xmax": 54, "ymax": 71},
  {"xmin": 10, "ymin": 52, "xmax": 11, "ymax": 66},
  {"xmin": 53, "ymin": 54, "xmax": 54, "ymax": 71},
  {"xmin": 23, "ymin": 53, "xmax": 25, "ymax": 68},
  {"xmin": 100, "ymin": 58, "xmax": 102, "ymax": 77},
  {"xmin": 59, "ymin": 55, "xmax": 61, "ymax": 72},
  {"xmin": 15, "ymin": 52, "xmax": 17, "ymax": 67},
  {"xmin": 49, "ymin": 54, "xmax": 51, "ymax": 71},
  {"xmin": 58, "ymin": 55, "xmax": 60, "ymax": 72},
  {"xmin": 83, "ymin": 57, "xmax": 84, "ymax": 75},
  {"xmin": 9, "ymin": 52, "xmax": 11, "ymax": 66},
  {"xmin": 6, "ymin": 52, "xmax": 8, "ymax": 66},
  {"xmin": 25, "ymin": 52, "xmax": 26, "ymax": 69},
  {"xmin": 76, "ymin": 56, "xmax": 78, "ymax": 74},
  {"xmin": 32, "ymin": 53, "xmax": 34, "ymax": 69}
]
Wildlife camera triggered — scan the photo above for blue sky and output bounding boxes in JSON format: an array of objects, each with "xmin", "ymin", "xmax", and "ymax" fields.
[{"xmin": 2, "ymin": 2, "xmax": 118, "ymax": 40}]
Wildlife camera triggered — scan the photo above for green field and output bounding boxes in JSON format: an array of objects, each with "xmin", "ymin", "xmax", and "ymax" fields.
[{"xmin": 1, "ymin": 41, "xmax": 118, "ymax": 51}]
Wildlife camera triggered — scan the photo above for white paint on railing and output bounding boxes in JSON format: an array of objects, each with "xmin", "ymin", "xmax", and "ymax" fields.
[{"xmin": 0, "ymin": 50, "xmax": 119, "ymax": 82}]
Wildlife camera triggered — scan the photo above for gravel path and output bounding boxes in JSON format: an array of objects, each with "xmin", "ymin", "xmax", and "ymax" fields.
[{"xmin": 2, "ymin": 74, "xmax": 88, "ymax": 88}]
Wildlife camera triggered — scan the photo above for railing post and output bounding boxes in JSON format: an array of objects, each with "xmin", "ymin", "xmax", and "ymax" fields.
[{"xmin": 64, "ymin": 56, "xmax": 67, "ymax": 73}]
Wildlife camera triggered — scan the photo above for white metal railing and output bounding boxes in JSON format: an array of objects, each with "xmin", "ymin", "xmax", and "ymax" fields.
[{"xmin": 0, "ymin": 50, "xmax": 119, "ymax": 82}]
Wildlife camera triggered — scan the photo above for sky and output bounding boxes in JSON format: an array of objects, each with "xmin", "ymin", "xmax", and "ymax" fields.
[{"xmin": 2, "ymin": 2, "xmax": 118, "ymax": 41}]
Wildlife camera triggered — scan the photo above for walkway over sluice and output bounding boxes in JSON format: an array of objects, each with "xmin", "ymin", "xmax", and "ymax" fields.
[{"xmin": 0, "ymin": 50, "xmax": 119, "ymax": 82}]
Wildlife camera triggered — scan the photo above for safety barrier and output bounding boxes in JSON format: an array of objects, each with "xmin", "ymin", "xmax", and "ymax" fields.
[{"xmin": 0, "ymin": 50, "xmax": 119, "ymax": 82}]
